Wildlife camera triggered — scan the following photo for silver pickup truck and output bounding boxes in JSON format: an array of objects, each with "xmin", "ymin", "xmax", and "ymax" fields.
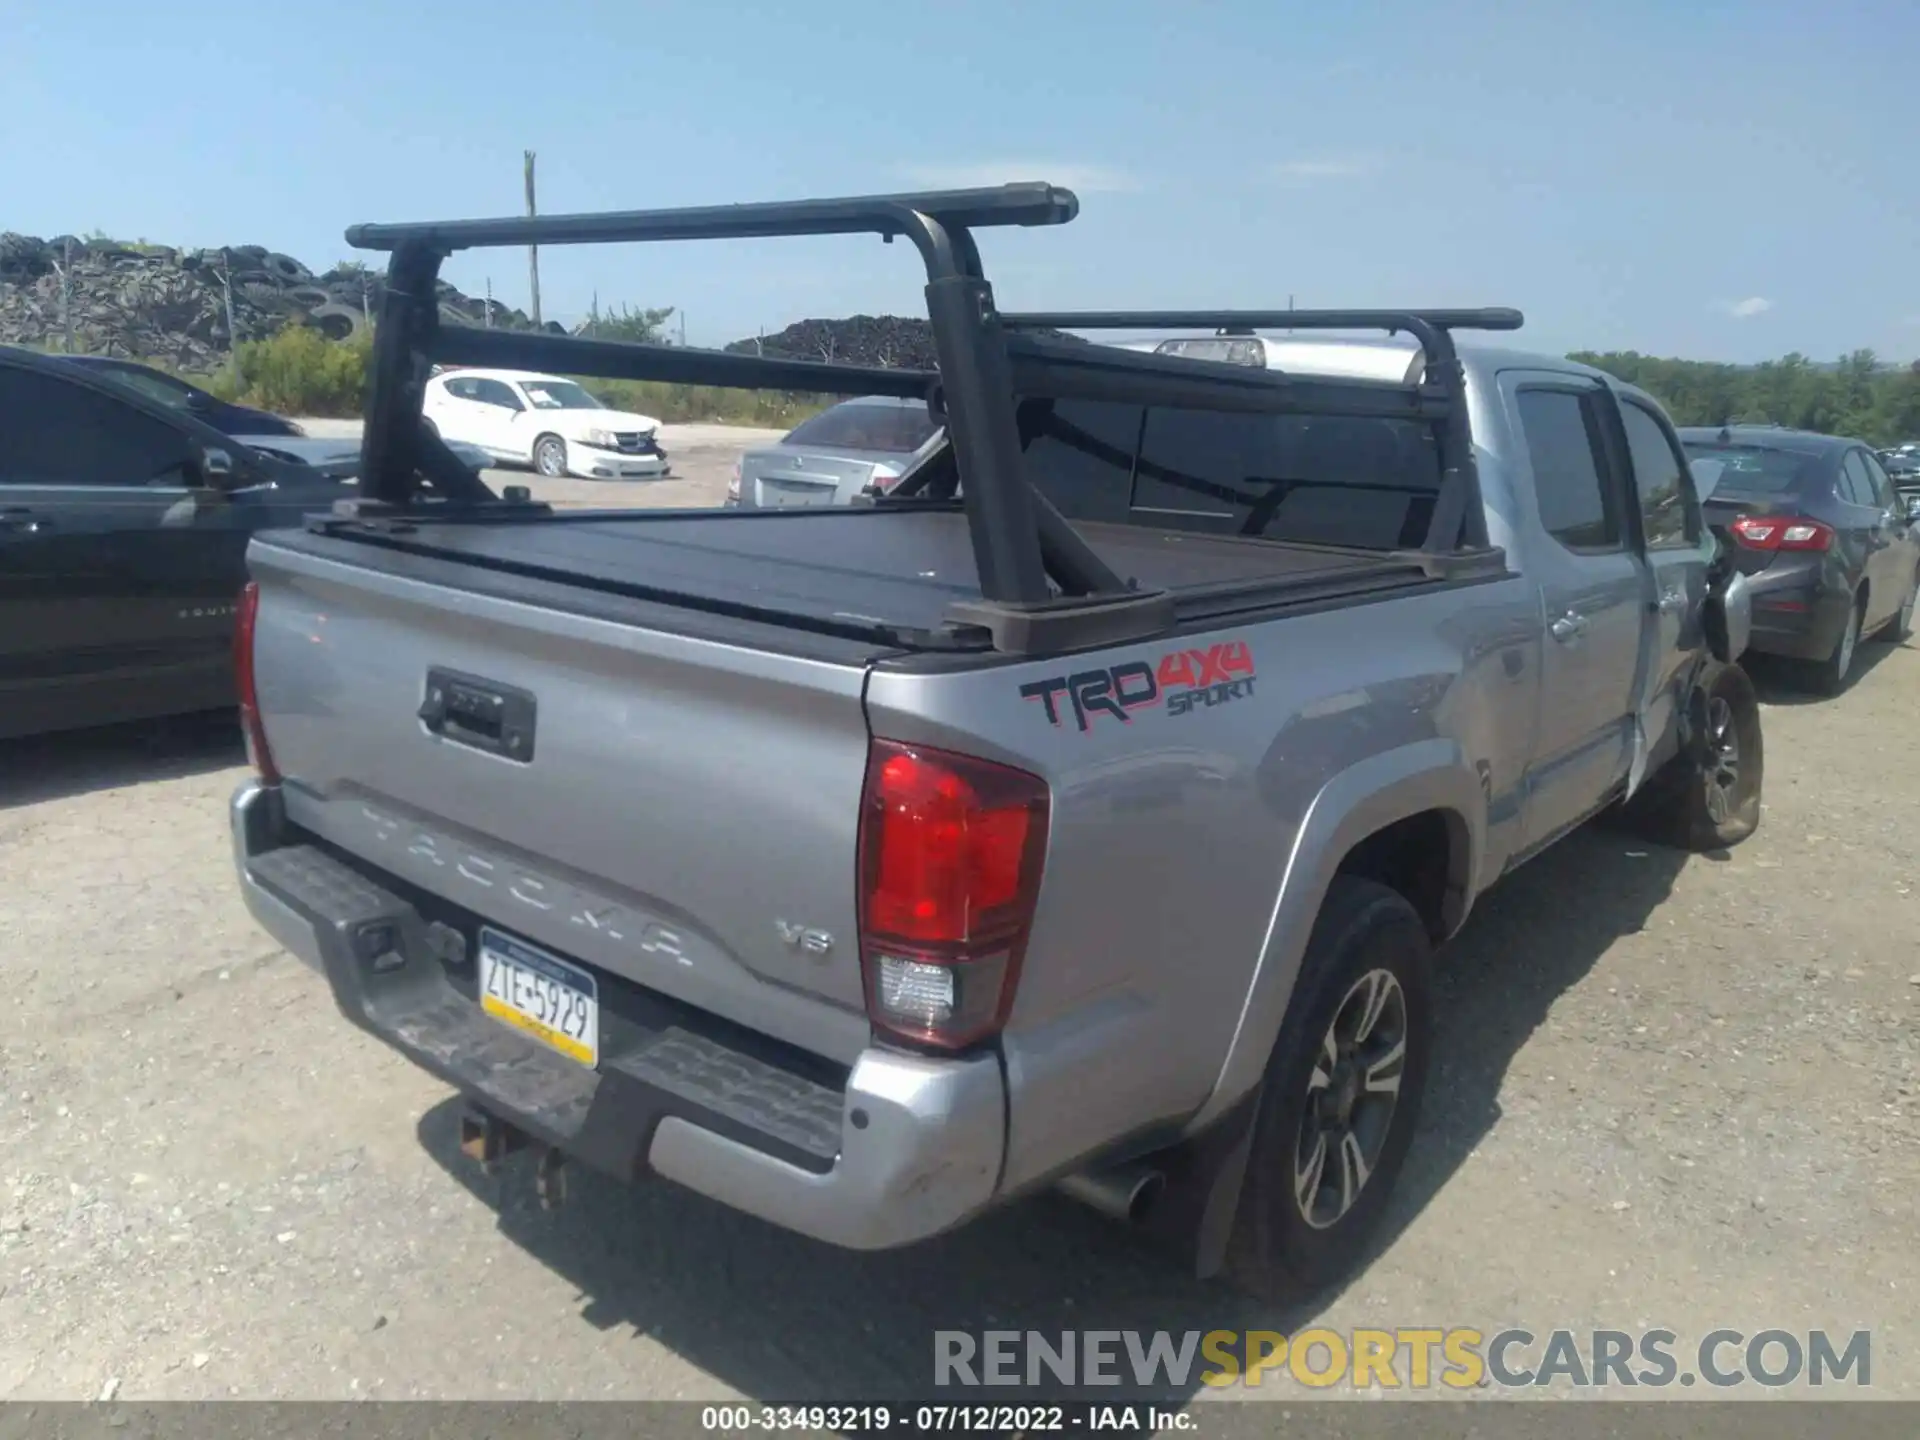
[{"xmin": 228, "ymin": 184, "xmax": 1758, "ymax": 1300}]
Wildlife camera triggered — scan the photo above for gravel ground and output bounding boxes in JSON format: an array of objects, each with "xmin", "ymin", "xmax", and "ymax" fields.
[{"xmin": 0, "ymin": 524, "xmax": 1915, "ymax": 1403}]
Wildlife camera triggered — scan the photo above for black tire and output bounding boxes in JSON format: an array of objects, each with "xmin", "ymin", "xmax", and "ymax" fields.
[
  {"xmin": 1807, "ymin": 592, "xmax": 1865, "ymax": 695},
  {"xmin": 1224, "ymin": 877, "xmax": 1432, "ymax": 1303},
  {"xmin": 262, "ymin": 252, "xmax": 313, "ymax": 283},
  {"xmin": 1617, "ymin": 661, "xmax": 1763, "ymax": 851},
  {"xmin": 1872, "ymin": 565, "xmax": 1918, "ymax": 644},
  {"xmin": 533, "ymin": 434, "xmax": 568, "ymax": 477},
  {"xmin": 307, "ymin": 302, "xmax": 365, "ymax": 342}
]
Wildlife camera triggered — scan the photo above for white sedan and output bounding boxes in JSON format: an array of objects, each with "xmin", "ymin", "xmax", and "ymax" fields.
[{"xmin": 421, "ymin": 368, "xmax": 670, "ymax": 479}]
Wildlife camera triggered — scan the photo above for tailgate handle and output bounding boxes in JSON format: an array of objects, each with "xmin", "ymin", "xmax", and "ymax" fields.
[{"xmin": 418, "ymin": 668, "xmax": 537, "ymax": 762}]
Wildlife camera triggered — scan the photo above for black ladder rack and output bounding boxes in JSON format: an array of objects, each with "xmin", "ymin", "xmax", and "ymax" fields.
[{"xmin": 343, "ymin": 181, "xmax": 1523, "ymax": 653}]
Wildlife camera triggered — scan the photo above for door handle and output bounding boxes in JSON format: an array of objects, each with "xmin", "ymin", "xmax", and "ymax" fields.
[{"xmin": 1550, "ymin": 612, "xmax": 1588, "ymax": 643}]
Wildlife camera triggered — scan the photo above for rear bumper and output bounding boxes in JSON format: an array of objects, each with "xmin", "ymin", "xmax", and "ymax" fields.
[
  {"xmin": 1739, "ymin": 563, "xmax": 1854, "ymax": 661},
  {"xmin": 230, "ymin": 781, "xmax": 1005, "ymax": 1250}
]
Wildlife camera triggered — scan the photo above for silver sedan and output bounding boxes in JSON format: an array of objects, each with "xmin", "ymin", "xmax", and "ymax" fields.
[{"xmin": 726, "ymin": 395, "xmax": 942, "ymax": 509}]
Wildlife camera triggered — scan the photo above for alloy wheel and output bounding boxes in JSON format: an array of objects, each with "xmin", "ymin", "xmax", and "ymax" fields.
[
  {"xmin": 1294, "ymin": 967, "xmax": 1407, "ymax": 1230},
  {"xmin": 1702, "ymin": 695, "xmax": 1741, "ymax": 825}
]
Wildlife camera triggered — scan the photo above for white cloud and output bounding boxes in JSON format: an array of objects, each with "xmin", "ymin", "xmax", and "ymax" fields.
[
  {"xmin": 1718, "ymin": 296, "xmax": 1774, "ymax": 319},
  {"xmin": 1270, "ymin": 156, "xmax": 1380, "ymax": 181},
  {"xmin": 896, "ymin": 162, "xmax": 1141, "ymax": 194}
]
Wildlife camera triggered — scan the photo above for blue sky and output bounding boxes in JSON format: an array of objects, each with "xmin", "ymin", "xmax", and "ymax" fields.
[{"xmin": 4, "ymin": 0, "xmax": 1915, "ymax": 361}]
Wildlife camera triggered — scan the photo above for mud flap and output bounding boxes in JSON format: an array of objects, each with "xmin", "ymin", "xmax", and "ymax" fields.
[{"xmin": 1138, "ymin": 1091, "xmax": 1261, "ymax": 1280}]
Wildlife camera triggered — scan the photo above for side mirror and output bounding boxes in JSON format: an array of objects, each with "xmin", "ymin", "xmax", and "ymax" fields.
[
  {"xmin": 1904, "ymin": 495, "xmax": 1920, "ymax": 523},
  {"xmin": 195, "ymin": 445, "xmax": 237, "ymax": 488},
  {"xmin": 1704, "ymin": 567, "xmax": 1753, "ymax": 665}
]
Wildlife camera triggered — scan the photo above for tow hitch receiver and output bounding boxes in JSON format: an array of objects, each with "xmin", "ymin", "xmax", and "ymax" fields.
[{"xmin": 458, "ymin": 1107, "xmax": 528, "ymax": 1171}]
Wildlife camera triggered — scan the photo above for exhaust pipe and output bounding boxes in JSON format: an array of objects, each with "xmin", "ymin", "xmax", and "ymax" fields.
[{"xmin": 1057, "ymin": 1162, "xmax": 1165, "ymax": 1225}]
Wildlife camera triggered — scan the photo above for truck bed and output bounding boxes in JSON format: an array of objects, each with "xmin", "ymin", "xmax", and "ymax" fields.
[{"xmin": 292, "ymin": 506, "xmax": 1423, "ymax": 646}]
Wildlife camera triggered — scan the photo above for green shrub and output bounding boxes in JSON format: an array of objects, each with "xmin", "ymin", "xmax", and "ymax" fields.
[
  {"xmin": 227, "ymin": 324, "xmax": 371, "ymax": 416},
  {"xmin": 104, "ymin": 327, "xmax": 836, "ymax": 428},
  {"xmin": 580, "ymin": 378, "xmax": 829, "ymax": 429}
]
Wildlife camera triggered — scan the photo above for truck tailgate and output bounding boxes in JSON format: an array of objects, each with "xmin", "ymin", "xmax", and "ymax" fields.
[{"xmin": 246, "ymin": 536, "xmax": 883, "ymax": 1067}]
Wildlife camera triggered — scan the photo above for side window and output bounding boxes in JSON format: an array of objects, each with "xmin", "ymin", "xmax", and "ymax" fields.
[
  {"xmin": 1618, "ymin": 400, "xmax": 1698, "ymax": 549},
  {"xmin": 478, "ymin": 381, "xmax": 524, "ymax": 411},
  {"xmin": 443, "ymin": 377, "xmax": 479, "ymax": 401},
  {"xmin": 1839, "ymin": 452, "xmax": 1875, "ymax": 507},
  {"xmin": 1016, "ymin": 399, "xmax": 1143, "ymax": 526},
  {"xmin": 1516, "ymin": 388, "xmax": 1621, "ymax": 552},
  {"xmin": 1861, "ymin": 452, "xmax": 1896, "ymax": 508},
  {"xmin": 0, "ymin": 368, "xmax": 192, "ymax": 487}
]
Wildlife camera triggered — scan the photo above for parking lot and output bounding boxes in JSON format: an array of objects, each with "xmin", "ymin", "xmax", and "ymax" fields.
[{"xmin": 1, "ymin": 423, "xmax": 1916, "ymax": 1404}]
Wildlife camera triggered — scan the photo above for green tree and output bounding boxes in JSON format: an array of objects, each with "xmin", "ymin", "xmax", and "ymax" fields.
[{"xmin": 1572, "ymin": 349, "xmax": 1920, "ymax": 446}]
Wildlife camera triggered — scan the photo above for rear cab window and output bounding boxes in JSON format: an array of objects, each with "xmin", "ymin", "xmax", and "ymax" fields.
[{"xmin": 1016, "ymin": 398, "xmax": 1443, "ymax": 551}]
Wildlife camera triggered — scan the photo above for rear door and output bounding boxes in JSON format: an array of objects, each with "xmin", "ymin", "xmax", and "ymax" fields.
[
  {"xmin": 1836, "ymin": 449, "xmax": 1892, "ymax": 624},
  {"xmin": 1854, "ymin": 448, "xmax": 1910, "ymax": 628},
  {"xmin": 1504, "ymin": 377, "xmax": 1648, "ymax": 850},
  {"xmin": 0, "ymin": 361, "xmax": 239, "ymax": 733},
  {"xmin": 1864, "ymin": 449, "xmax": 1920, "ymax": 611},
  {"xmin": 1605, "ymin": 393, "xmax": 1711, "ymax": 790}
]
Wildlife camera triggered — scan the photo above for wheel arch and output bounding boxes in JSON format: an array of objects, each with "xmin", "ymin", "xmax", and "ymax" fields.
[{"xmin": 1186, "ymin": 740, "xmax": 1484, "ymax": 1133}]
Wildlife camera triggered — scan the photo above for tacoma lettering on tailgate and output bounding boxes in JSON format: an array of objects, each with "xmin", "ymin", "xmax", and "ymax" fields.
[{"xmin": 1020, "ymin": 640, "xmax": 1257, "ymax": 732}]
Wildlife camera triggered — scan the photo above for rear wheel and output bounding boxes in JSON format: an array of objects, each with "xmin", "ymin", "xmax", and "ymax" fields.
[
  {"xmin": 533, "ymin": 434, "xmax": 568, "ymax": 478},
  {"xmin": 1808, "ymin": 592, "xmax": 1864, "ymax": 695},
  {"xmin": 1617, "ymin": 661, "xmax": 1764, "ymax": 851},
  {"xmin": 1224, "ymin": 877, "xmax": 1432, "ymax": 1303}
]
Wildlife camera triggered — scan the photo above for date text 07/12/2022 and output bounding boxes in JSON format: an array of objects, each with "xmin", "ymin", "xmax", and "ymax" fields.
[{"xmin": 699, "ymin": 1404, "xmax": 1192, "ymax": 1433}]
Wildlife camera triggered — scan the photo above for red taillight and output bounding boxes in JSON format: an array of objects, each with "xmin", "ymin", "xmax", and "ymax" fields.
[
  {"xmin": 856, "ymin": 739, "xmax": 1049, "ymax": 1049},
  {"xmin": 234, "ymin": 580, "xmax": 279, "ymax": 782},
  {"xmin": 1729, "ymin": 515, "xmax": 1834, "ymax": 552}
]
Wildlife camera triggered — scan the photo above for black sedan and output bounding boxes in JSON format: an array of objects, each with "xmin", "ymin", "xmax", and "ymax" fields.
[
  {"xmin": 56, "ymin": 353, "xmax": 306, "ymax": 439},
  {"xmin": 1681, "ymin": 425, "xmax": 1920, "ymax": 694},
  {"xmin": 0, "ymin": 347, "xmax": 481, "ymax": 741}
]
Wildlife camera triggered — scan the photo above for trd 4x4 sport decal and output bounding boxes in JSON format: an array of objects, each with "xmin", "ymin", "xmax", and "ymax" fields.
[{"xmin": 1019, "ymin": 640, "xmax": 1257, "ymax": 732}]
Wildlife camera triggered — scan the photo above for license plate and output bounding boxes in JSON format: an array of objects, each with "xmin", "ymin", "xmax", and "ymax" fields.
[
  {"xmin": 765, "ymin": 479, "xmax": 836, "ymax": 507},
  {"xmin": 477, "ymin": 927, "xmax": 599, "ymax": 1068}
]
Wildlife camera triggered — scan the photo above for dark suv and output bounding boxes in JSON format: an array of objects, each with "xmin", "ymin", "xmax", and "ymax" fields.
[{"xmin": 1681, "ymin": 424, "xmax": 1920, "ymax": 694}]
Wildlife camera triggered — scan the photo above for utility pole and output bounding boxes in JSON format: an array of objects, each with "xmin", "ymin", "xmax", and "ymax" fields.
[
  {"xmin": 485, "ymin": 276, "xmax": 494, "ymax": 328},
  {"xmin": 524, "ymin": 150, "xmax": 542, "ymax": 327},
  {"xmin": 217, "ymin": 247, "xmax": 241, "ymax": 384},
  {"xmin": 53, "ymin": 237, "xmax": 74, "ymax": 353},
  {"xmin": 679, "ymin": 311, "xmax": 686, "ymax": 347}
]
